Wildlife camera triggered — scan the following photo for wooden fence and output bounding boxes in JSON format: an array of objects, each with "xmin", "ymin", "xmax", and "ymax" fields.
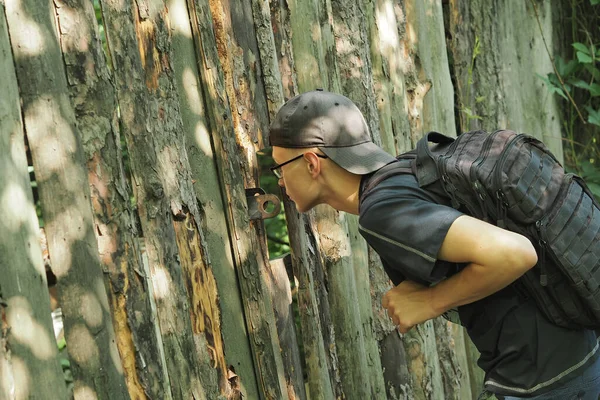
[{"xmin": 0, "ymin": 0, "xmax": 568, "ymax": 399}]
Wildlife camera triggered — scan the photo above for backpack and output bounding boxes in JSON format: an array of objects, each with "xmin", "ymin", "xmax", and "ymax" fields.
[{"xmin": 362, "ymin": 129, "xmax": 600, "ymax": 330}]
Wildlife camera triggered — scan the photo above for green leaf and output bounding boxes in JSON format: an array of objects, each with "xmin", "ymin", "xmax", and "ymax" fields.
[
  {"xmin": 573, "ymin": 42, "xmax": 590, "ymax": 55},
  {"xmin": 586, "ymin": 106, "xmax": 600, "ymax": 126},
  {"xmin": 589, "ymin": 83, "xmax": 600, "ymax": 97},
  {"xmin": 577, "ymin": 51, "xmax": 593, "ymax": 64},
  {"xmin": 584, "ymin": 64, "xmax": 600, "ymax": 80},
  {"xmin": 57, "ymin": 337, "xmax": 67, "ymax": 351},
  {"xmin": 572, "ymin": 80, "xmax": 591, "ymax": 90},
  {"xmin": 60, "ymin": 358, "xmax": 71, "ymax": 369},
  {"xmin": 591, "ymin": 0, "xmax": 600, "ymax": 6}
]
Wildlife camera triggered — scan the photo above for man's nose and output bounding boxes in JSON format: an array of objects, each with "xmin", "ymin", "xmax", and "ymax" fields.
[{"xmin": 278, "ymin": 178, "xmax": 285, "ymax": 188}]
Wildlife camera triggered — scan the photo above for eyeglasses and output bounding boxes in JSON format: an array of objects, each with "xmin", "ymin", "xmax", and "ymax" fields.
[{"xmin": 270, "ymin": 153, "xmax": 329, "ymax": 179}]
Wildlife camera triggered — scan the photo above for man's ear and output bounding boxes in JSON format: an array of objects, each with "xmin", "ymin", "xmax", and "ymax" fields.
[{"xmin": 303, "ymin": 152, "xmax": 322, "ymax": 178}]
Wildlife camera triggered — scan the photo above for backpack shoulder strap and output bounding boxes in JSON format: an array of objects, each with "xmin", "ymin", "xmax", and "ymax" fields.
[
  {"xmin": 416, "ymin": 131, "xmax": 455, "ymax": 186},
  {"xmin": 360, "ymin": 151, "xmax": 416, "ymax": 204}
]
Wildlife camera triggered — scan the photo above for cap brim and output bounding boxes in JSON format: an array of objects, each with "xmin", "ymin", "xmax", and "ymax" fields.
[{"xmin": 320, "ymin": 142, "xmax": 397, "ymax": 175}]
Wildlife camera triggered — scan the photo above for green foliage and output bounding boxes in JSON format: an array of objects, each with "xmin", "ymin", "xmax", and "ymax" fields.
[{"xmin": 538, "ymin": 0, "xmax": 600, "ymax": 200}]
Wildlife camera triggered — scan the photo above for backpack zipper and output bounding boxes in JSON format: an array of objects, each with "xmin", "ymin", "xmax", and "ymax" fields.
[
  {"xmin": 469, "ymin": 132, "xmax": 498, "ymax": 220},
  {"xmin": 492, "ymin": 134, "xmax": 550, "ymax": 285},
  {"xmin": 492, "ymin": 134, "xmax": 528, "ymax": 229}
]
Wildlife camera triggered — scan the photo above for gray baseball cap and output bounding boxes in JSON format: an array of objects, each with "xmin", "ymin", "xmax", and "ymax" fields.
[{"xmin": 269, "ymin": 90, "xmax": 396, "ymax": 174}]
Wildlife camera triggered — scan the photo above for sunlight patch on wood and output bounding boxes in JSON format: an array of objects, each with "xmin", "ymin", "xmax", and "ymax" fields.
[
  {"xmin": 167, "ymin": 0, "xmax": 192, "ymax": 38},
  {"xmin": 79, "ymin": 292, "xmax": 103, "ymax": 329},
  {"xmin": 11, "ymin": 357, "xmax": 30, "ymax": 400},
  {"xmin": 0, "ymin": 182, "xmax": 37, "ymax": 233},
  {"xmin": 73, "ymin": 384, "xmax": 99, "ymax": 400},
  {"xmin": 66, "ymin": 324, "xmax": 99, "ymax": 366},
  {"xmin": 183, "ymin": 67, "xmax": 203, "ymax": 115},
  {"xmin": 8, "ymin": 296, "xmax": 56, "ymax": 360},
  {"xmin": 4, "ymin": 0, "xmax": 45, "ymax": 57},
  {"xmin": 376, "ymin": 1, "xmax": 399, "ymax": 52},
  {"xmin": 194, "ymin": 121, "xmax": 214, "ymax": 157},
  {"xmin": 150, "ymin": 266, "xmax": 173, "ymax": 301}
]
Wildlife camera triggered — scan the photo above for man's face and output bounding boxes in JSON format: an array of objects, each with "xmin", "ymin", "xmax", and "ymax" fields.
[{"xmin": 271, "ymin": 146, "xmax": 320, "ymax": 212}]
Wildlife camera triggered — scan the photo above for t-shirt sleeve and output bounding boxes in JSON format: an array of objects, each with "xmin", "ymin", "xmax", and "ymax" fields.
[{"xmin": 359, "ymin": 182, "xmax": 464, "ymax": 286}]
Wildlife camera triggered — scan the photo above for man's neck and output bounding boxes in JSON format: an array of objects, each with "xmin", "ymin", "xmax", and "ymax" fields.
[{"xmin": 323, "ymin": 171, "xmax": 362, "ymax": 215}]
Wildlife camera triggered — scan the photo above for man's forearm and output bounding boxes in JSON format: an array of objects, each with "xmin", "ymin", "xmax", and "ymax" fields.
[{"xmin": 429, "ymin": 261, "xmax": 527, "ymax": 316}]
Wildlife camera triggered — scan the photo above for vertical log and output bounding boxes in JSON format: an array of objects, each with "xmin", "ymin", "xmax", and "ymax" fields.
[
  {"xmin": 268, "ymin": 255, "xmax": 307, "ymax": 400},
  {"xmin": 368, "ymin": 248, "xmax": 416, "ymax": 400},
  {"xmin": 368, "ymin": 0, "xmax": 412, "ymax": 154},
  {"xmin": 268, "ymin": 0, "xmax": 297, "ymax": 99},
  {"xmin": 433, "ymin": 318, "xmax": 466, "ymax": 400},
  {"xmin": 250, "ymin": 0, "xmax": 284, "ymax": 117},
  {"xmin": 281, "ymin": 201, "xmax": 336, "ymax": 400},
  {"xmin": 0, "ymin": 6, "xmax": 68, "ymax": 399},
  {"xmin": 311, "ymin": 208, "xmax": 373, "ymax": 400},
  {"xmin": 99, "ymin": 0, "xmax": 222, "ymax": 398},
  {"xmin": 4, "ymin": 0, "xmax": 130, "ymax": 397},
  {"xmin": 168, "ymin": 0, "xmax": 259, "ymax": 397},
  {"xmin": 285, "ymin": 0, "xmax": 332, "ymax": 92},
  {"xmin": 449, "ymin": 323, "xmax": 475, "ymax": 400},
  {"xmin": 446, "ymin": 0, "xmax": 564, "ymax": 157},
  {"xmin": 53, "ymin": 1, "xmax": 171, "ymax": 397},
  {"xmin": 188, "ymin": 0, "xmax": 289, "ymax": 398}
]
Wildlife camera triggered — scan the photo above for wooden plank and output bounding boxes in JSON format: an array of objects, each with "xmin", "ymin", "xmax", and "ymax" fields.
[
  {"xmin": 166, "ymin": 0, "xmax": 259, "ymax": 397},
  {"xmin": 188, "ymin": 0, "xmax": 290, "ymax": 398},
  {"xmin": 3, "ymin": 0, "xmax": 131, "ymax": 397},
  {"xmin": 98, "ymin": 0, "xmax": 223, "ymax": 397},
  {"xmin": 53, "ymin": 0, "xmax": 171, "ymax": 397},
  {"xmin": 0, "ymin": 5, "xmax": 68, "ymax": 399},
  {"xmin": 268, "ymin": 3, "xmax": 338, "ymax": 398},
  {"xmin": 268, "ymin": 255, "xmax": 307, "ymax": 400}
]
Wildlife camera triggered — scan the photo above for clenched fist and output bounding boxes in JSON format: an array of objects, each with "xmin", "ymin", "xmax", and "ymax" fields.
[{"xmin": 382, "ymin": 280, "xmax": 439, "ymax": 333}]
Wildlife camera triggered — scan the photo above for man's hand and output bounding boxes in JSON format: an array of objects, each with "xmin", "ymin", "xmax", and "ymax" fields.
[{"xmin": 382, "ymin": 280, "xmax": 438, "ymax": 333}]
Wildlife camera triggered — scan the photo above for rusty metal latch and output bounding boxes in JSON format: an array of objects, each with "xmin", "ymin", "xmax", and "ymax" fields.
[{"xmin": 245, "ymin": 188, "xmax": 281, "ymax": 220}]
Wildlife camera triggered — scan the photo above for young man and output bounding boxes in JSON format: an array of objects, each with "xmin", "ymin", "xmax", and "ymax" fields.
[{"xmin": 269, "ymin": 89, "xmax": 600, "ymax": 399}]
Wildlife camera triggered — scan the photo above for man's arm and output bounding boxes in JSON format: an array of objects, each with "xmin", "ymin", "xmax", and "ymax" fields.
[{"xmin": 382, "ymin": 215, "xmax": 538, "ymax": 333}]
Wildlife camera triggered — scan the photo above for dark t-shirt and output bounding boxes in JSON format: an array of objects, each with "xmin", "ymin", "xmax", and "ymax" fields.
[{"xmin": 359, "ymin": 171, "xmax": 599, "ymax": 397}]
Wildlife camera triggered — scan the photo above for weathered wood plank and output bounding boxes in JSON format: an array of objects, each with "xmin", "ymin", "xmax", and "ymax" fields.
[
  {"xmin": 188, "ymin": 0, "xmax": 290, "ymax": 398},
  {"xmin": 268, "ymin": 255, "xmax": 307, "ymax": 400},
  {"xmin": 281, "ymin": 200, "xmax": 336, "ymax": 400},
  {"xmin": 0, "ymin": 6, "xmax": 68, "ymax": 399},
  {"xmin": 53, "ymin": 0, "xmax": 173, "ymax": 398},
  {"xmin": 98, "ymin": 0, "xmax": 223, "ymax": 397},
  {"xmin": 167, "ymin": 0, "xmax": 259, "ymax": 397},
  {"xmin": 446, "ymin": 0, "xmax": 564, "ymax": 157},
  {"xmin": 4, "ymin": 0, "xmax": 130, "ymax": 397}
]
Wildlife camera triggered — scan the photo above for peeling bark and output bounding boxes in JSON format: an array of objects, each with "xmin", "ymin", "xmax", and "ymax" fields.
[
  {"xmin": 98, "ymin": 0, "xmax": 222, "ymax": 397},
  {"xmin": 4, "ymin": 0, "xmax": 130, "ymax": 397},
  {"xmin": 446, "ymin": 0, "xmax": 564, "ymax": 157},
  {"xmin": 0, "ymin": 6, "xmax": 68, "ymax": 399},
  {"xmin": 188, "ymin": 0, "xmax": 290, "ymax": 398},
  {"xmin": 54, "ymin": 1, "xmax": 171, "ymax": 397}
]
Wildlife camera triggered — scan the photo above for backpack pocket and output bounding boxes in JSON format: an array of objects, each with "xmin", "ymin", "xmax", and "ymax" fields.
[
  {"xmin": 538, "ymin": 174, "xmax": 600, "ymax": 323},
  {"xmin": 497, "ymin": 135, "xmax": 564, "ymax": 224}
]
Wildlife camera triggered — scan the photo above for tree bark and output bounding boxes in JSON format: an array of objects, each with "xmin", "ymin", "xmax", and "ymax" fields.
[
  {"xmin": 0, "ymin": 6, "xmax": 69, "ymax": 399},
  {"xmin": 4, "ymin": 0, "xmax": 131, "ymax": 397},
  {"xmin": 169, "ymin": 0, "xmax": 259, "ymax": 397},
  {"xmin": 446, "ymin": 0, "xmax": 564, "ymax": 158},
  {"xmin": 282, "ymin": 200, "xmax": 336, "ymax": 400},
  {"xmin": 268, "ymin": 255, "xmax": 307, "ymax": 400},
  {"xmin": 98, "ymin": 0, "xmax": 222, "ymax": 398},
  {"xmin": 53, "ymin": 1, "xmax": 173, "ymax": 397},
  {"xmin": 188, "ymin": 0, "xmax": 290, "ymax": 398}
]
